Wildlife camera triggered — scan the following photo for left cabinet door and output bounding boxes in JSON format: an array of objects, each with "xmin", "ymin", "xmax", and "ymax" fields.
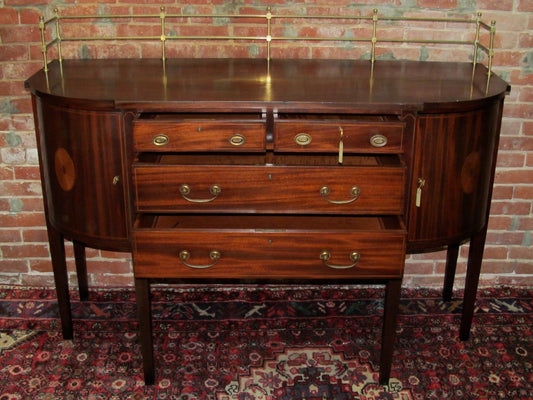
[{"xmin": 35, "ymin": 97, "xmax": 129, "ymax": 251}]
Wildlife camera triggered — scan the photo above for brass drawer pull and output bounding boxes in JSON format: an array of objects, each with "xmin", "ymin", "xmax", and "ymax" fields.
[
  {"xmin": 319, "ymin": 186, "xmax": 360, "ymax": 204},
  {"xmin": 179, "ymin": 184, "xmax": 221, "ymax": 203},
  {"xmin": 229, "ymin": 134, "xmax": 246, "ymax": 146},
  {"xmin": 370, "ymin": 134, "xmax": 388, "ymax": 148},
  {"xmin": 179, "ymin": 250, "xmax": 221, "ymax": 269},
  {"xmin": 294, "ymin": 133, "xmax": 312, "ymax": 146},
  {"xmin": 320, "ymin": 250, "xmax": 360, "ymax": 269},
  {"xmin": 152, "ymin": 134, "xmax": 169, "ymax": 146}
]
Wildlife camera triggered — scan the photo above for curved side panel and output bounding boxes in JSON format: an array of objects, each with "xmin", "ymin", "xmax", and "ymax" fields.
[
  {"xmin": 35, "ymin": 96, "xmax": 129, "ymax": 251},
  {"xmin": 407, "ymin": 98, "xmax": 503, "ymax": 249}
]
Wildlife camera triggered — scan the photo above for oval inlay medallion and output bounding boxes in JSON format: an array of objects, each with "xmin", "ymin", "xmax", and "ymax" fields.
[{"xmin": 54, "ymin": 148, "xmax": 76, "ymax": 191}]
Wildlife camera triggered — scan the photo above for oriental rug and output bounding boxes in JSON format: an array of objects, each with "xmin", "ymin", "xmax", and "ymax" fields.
[{"xmin": 0, "ymin": 285, "xmax": 531, "ymax": 399}]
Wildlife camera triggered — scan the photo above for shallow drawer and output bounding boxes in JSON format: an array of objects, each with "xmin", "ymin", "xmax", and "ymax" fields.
[
  {"xmin": 275, "ymin": 116, "xmax": 404, "ymax": 153},
  {"xmin": 133, "ymin": 113, "xmax": 266, "ymax": 152},
  {"xmin": 133, "ymin": 161, "xmax": 405, "ymax": 214},
  {"xmin": 133, "ymin": 215, "xmax": 406, "ymax": 279}
]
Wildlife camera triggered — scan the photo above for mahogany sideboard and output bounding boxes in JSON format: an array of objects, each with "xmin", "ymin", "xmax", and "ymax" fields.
[{"xmin": 25, "ymin": 56, "xmax": 509, "ymax": 385}]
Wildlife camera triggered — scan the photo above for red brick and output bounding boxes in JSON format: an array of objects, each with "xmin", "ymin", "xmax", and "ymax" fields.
[
  {"xmin": 514, "ymin": 186, "xmax": 533, "ymax": 199},
  {"xmin": 0, "ymin": 7, "xmax": 19, "ymax": 25},
  {"xmin": 0, "ymin": 25, "xmax": 40, "ymax": 43},
  {"xmin": 0, "ymin": 228, "xmax": 22, "ymax": 242},
  {"xmin": 519, "ymin": 32, "xmax": 533, "ymax": 48},
  {"xmin": 480, "ymin": 260, "xmax": 516, "ymax": 274},
  {"xmin": 487, "ymin": 216, "xmax": 513, "ymax": 230},
  {"xmin": 19, "ymin": 8, "xmax": 42, "ymax": 24},
  {"xmin": 490, "ymin": 200, "xmax": 531, "ymax": 215},
  {"xmin": 491, "ymin": 185, "xmax": 513, "ymax": 200},
  {"xmin": 517, "ymin": 0, "xmax": 533, "ymax": 12},
  {"xmin": 477, "ymin": 0, "xmax": 514, "ymax": 11},
  {"xmin": 1, "ymin": 96, "xmax": 33, "ymax": 114},
  {"xmin": 515, "ymin": 261, "xmax": 533, "ymax": 275},
  {"xmin": 510, "ymin": 245, "xmax": 533, "ymax": 260},
  {"xmin": 4, "ymin": 0, "xmax": 48, "ymax": 5},
  {"xmin": 481, "ymin": 245, "xmax": 509, "ymax": 260},
  {"xmin": 91, "ymin": 273, "xmax": 133, "ymax": 287},
  {"xmin": 515, "ymin": 217, "xmax": 533, "ymax": 231},
  {"xmin": 28, "ymin": 259, "xmax": 53, "ymax": 273},
  {"xmin": 0, "ymin": 212, "xmax": 46, "ymax": 228},
  {"xmin": 99, "ymin": 250, "xmax": 131, "ymax": 260},
  {"xmin": 495, "ymin": 169, "xmax": 533, "ymax": 184},
  {"xmin": 486, "ymin": 231, "xmax": 527, "ymax": 245},
  {"xmin": 403, "ymin": 261, "xmax": 434, "ymax": 275},
  {"xmin": 22, "ymin": 228, "xmax": 48, "ymax": 242},
  {"xmin": 0, "ymin": 166, "xmax": 14, "ymax": 180},
  {"xmin": 497, "ymin": 275, "xmax": 533, "ymax": 286},
  {"xmin": 0, "ymin": 259, "xmax": 28, "ymax": 273},
  {"xmin": 14, "ymin": 166, "xmax": 41, "ymax": 180},
  {"xmin": 416, "ymin": 0, "xmax": 457, "ymax": 9},
  {"xmin": 1, "ymin": 244, "xmax": 49, "ymax": 258},
  {"xmin": 523, "ymin": 121, "xmax": 533, "ymax": 136},
  {"xmin": 495, "ymin": 151, "xmax": 525, "ymax": 167},
  {"xmin": 0, "ymin": 181, "xmax": 42, "ymax": 196},
  {"xmin": 85, "ymin": 260, "xmax": 132, "ymax": 275},
  {"xmin": 498, "ymin": 136, "xmax": 532, "ymax": 154}
]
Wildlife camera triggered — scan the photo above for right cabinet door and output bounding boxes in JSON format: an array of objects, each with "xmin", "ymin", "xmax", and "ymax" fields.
[{"xmin": 408, "ymin": 99, "xmax": 504, "ymax": 249}]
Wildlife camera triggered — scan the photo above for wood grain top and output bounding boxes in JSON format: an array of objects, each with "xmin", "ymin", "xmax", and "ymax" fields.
[{"xmin": 25, "ymin": 58, "xmax": 510, "ymax": 113}]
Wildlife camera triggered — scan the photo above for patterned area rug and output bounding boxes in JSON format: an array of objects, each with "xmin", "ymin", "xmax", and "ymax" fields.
[{"xmin": 0, "ymin": 285, "xmax": 532, "ymax": 399}]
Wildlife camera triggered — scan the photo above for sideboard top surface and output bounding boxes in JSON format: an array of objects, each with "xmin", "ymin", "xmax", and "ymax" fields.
[{"xmin": 25, "ymin": 58, "xmax": 510, "ymax": 113}]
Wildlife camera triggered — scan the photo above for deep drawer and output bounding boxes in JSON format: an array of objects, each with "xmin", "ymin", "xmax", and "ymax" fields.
[
  {"xmin": 133, "ymin": 113, "xmax": 266, "ymax": 152},
  {"xmin": 275, "ymin": 116, "xmax": 404, "ymax": 153},
  {"xmin": 133, "ymin": 160, "xmax": 406, "ymax": 214},
  {"xmin": 133, "ymin": 214, "xmax": 406, "ymax": 279}
]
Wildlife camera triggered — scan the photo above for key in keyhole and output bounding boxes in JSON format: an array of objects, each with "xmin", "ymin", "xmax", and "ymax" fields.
[
  {"xmin": 416, "ymin": 178, "xmax": 425, "ymax": 207},
  {"xmin": 338, "ymin": 126, "xmax": 344, "ymax": 164}
]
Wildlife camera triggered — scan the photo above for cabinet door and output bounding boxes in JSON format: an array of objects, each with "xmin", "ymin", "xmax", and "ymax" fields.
[
  {"xmin": 35, "ymin": 98, "xmax": 129, "ymax": 250},
  {"xmin": 408, "ymin": 100, "xmax": 503, "ymax": 248}
]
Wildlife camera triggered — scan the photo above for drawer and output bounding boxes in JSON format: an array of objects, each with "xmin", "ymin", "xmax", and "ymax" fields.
[
  {"xmin": 133, "ymin": 215, "xmax": 406, "ymax": 279},
  {"xmin": 275, "ymin": 115, "xmax": 404, "ymax": 153},
  {"xmin": 133, "ymin": 158, "xmax": 406, "ymax": 214},
  {"xmin": 133, "ymin": 113, "xmax": 266, "ymax": 152}
]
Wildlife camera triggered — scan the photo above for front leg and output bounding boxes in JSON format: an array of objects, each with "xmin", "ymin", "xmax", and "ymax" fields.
[
  {"xmin": 73, "ymin": 241, "xmax": 89, "ymax": 301},
  {"xmin": 47, "ymin": 225, "xmax": 73, "ymax": 339},
  {"xmin": 460, "ymin": 228, "xmax": 487, "ymax": 341},
  {"xmin": 379, "ymin": 279, "xmax": 402, "ymax": 385},
  {"xmin": 135, "ymin": 278, "xmax": 155, "ymax": 384},
  {"xmin": 443, "ymin": 243, "xmax": 459, "ymax": 302}
]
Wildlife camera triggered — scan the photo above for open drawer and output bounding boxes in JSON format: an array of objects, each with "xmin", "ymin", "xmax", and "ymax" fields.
[
  {"xmin": 133, "ymin": 155, "xmax": 406, "ymax": 214},
  {"xmin": 133, "ymin": 214, "xmax": 406, "ymax": 280}
]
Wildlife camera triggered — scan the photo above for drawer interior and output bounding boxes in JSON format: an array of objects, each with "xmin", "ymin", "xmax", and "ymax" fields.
[
  {"xmin": 276, "ymin": 113, "xmax": 402, "ymax": 123},
  {"xmin": 135, "ymin": 214, "xmax": 404, "ymax": 232},
  {"xmin": 136, "ymin": 112, "xmax": 264, "ymax": 122},
  {"xmin": 136, "ymin": 153, "xmax": 402, "ymax": 167}
]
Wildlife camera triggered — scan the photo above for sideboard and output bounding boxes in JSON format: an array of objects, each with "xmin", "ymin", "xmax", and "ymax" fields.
[{"xmin": 25, "ymin": 8, "xmax": 510, "ymax": 386}]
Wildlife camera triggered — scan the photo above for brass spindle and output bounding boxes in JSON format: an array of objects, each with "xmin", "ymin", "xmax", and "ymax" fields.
[
  {"xmin": 371, "ymin": 9, "xmax": 378, "ymax": 64},
  {"xmin": 39, "ymin": 16, "xmax": 48, "ymax": 71},
  {"xmin": 54, "ymin": 8, "xmax": 62, "ymax": 65},
  {"xmin": 266, "ymin": 7, "xmax": 272, "ymax": 61},
  {"xmin": 160, "ymin": 7, "xmax": 166, "ymax": 62}
]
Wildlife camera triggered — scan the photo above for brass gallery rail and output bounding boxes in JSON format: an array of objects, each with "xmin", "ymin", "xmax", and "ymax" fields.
[{"xmin": 38, "ymin": 6, "xmax": 496, "ymax": 73}]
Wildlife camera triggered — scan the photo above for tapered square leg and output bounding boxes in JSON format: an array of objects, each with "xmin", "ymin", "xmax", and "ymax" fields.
[
  {"xmin": 460, "ymin": 228, "xmax": 487, "ymax": 341},
  {"xmin": 443, "ymin": 243, "xmax": 459, "ymax": 302},
  {"xmin": 73, "ymin": 241, "xmax": 89, "ymax": 301},
  {"xmin": 379, "ymin": 279, "xmax": 401, "ymax": 385},
  {"xmin": 47, "ymin": 226, "xmax": 73, "ymax": 340},
  {"xmin": 135, "ymin": 278, "xmax": 155, "ymax": 384}
]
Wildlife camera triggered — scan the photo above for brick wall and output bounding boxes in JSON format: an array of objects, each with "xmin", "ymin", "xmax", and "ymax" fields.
[{"xmin": 1, "ymin": 0, "xmax": 531, "ymax": 289}]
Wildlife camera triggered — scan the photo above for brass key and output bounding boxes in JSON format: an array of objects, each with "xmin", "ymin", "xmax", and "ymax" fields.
[
  {"xmin": 338, "ymin": 126, "xmax": 344, "ymax": 164},
  {"xmin": 416, "ymin": 178, "xmax": 425, "ymax": 207}
]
